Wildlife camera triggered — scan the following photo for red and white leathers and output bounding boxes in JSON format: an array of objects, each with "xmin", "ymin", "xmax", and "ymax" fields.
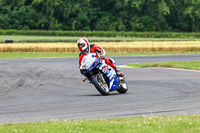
[
  {"xmin": 78, "ymin": 43, "xmax": 124, "ymax": 77},
  {"xmin": 79, "ymin": 44, "xmax": 115, "ymax": 68}
]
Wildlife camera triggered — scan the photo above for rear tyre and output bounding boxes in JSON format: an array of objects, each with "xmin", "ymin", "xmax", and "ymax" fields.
[
  {"xmin": 91, "ymin": 74, "xmax": 110, "ymax": 96},
  {"xmin": 117, "ymin": 79, "xmax": 128, "ymax": 94}
]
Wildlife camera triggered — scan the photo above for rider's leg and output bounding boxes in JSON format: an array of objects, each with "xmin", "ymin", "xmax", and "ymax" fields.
[{"xmin": 104, "ymin": 58, "xmax": 124, "ymax": 77}]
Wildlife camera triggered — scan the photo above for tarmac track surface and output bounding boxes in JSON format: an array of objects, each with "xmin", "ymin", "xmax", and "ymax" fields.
[{"xmin": 0, "ymin": 54, "xmax": 200, "ymax": 123}]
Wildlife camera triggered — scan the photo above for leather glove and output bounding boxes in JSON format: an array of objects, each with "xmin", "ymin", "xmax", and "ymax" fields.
[{"xmin": 98, "ymin": 55, "xmax": 105, "ymax": 59}]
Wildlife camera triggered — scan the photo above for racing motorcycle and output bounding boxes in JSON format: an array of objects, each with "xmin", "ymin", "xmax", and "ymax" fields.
[{"xmin": 80, "ymin": 53, "xmax": 128, "ymax": 95}]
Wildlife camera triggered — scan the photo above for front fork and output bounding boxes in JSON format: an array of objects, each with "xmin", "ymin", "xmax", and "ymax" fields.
[{"xmin": 118, "ymin": 76, "xmax": 126, "ymax": 86}]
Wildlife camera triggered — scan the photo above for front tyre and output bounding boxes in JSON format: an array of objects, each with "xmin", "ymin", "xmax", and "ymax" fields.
[
  {"xmin": 117, "ymin": 79, "xmax": 128, "ymax": 94},
  {"xmin": 91, "ymin": 74, "xmax": 110, "ymax": 96}
]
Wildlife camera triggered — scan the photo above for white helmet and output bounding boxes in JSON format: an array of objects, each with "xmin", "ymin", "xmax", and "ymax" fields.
[{"xmin": 77, "ymin": 37, "xmax": 89, "ymax": 52}]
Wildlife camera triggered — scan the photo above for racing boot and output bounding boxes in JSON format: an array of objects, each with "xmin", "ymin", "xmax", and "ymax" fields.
[{"xmin": 115, "ymin": 68, "xmax": 124, "ymax": 77}]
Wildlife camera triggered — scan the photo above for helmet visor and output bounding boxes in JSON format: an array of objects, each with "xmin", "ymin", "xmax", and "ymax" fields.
[{"xmin": 78, "ymin": 43, "xmax": 85, "ymax": 49}]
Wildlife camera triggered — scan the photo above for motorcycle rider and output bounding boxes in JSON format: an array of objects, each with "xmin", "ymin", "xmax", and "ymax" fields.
[{"xmin": 77, "ymin": 37, "xmax": 124, "ymax": 77}]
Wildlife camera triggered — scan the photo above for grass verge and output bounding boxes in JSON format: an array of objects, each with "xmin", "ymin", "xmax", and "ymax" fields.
[
  {"xmin": 128, "ymin": 61, "xmax": 200, "ymax": 71},
  {"xmin": 0, "ymin": 115, "xmax": 200, "ymax": 133},
  {"xmin": 0, "ymin": 52, "xmax": 79, "ymax": 59},
  {"xmin": 1, "ymin": 35, "xmax": 200, "ymax": 43},
  {"xmin": 0, "ymin": 52, "xmax": 200, "ymax": 59}
]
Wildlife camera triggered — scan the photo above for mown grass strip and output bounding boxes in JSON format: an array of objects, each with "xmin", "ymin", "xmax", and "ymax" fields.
[
  {"xmin": 0, "ymin": 52, "xmax": 200, "ymax": 59},
  {"xmin": 128, "ymin": 61, "xmax": 200, "ymax": 70},
  {"xmin": 1, "ymin": 35, "xmax": 200, "ymax": 43},
  {"xmin": 0, "ymin": 53, "xmax": 79, "ymax": 59},
  {"xmin": 0, "ymin": 115, "xmax": 200, "ymax": 133}
]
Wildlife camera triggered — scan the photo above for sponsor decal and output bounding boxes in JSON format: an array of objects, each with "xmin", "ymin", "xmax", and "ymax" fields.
[{"xmin": 103, "ymin": 66, "xmax": 107, "ymax": 73}]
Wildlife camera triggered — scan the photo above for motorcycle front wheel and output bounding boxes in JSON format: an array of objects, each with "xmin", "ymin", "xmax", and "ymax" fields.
[
  {"xmin": 117, "ymin": 79, "xmax": 128, "ymax": 94},
  {"xmin": 91, "ymin": 74, "xmax": 110, "ymax": 96}
]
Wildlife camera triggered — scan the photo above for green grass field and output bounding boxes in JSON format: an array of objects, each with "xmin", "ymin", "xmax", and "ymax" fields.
[
  {"xmin": 0, "ymin": 52, "xmax": 200, "ymax": 59},
  {"xmin": 0, "ymin": 115, "xmax": 200, "ymax": 133},
  {"xmin": 128, "ymin": 61, "xmax": 200, "ymax": 71},
  {"xmin": 1, "ymin": 35, "xmax": 200, "ymax": 43}
]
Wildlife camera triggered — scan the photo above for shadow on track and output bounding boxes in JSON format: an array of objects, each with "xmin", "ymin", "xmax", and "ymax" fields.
[{"xmin": 78, "ymin": 92, "xmax": 129, "ymax": 97}]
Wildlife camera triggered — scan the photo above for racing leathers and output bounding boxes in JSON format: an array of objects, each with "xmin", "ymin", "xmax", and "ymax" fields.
[{"xmin": 79, "ymin": 44, "xmax": 124, "ymax": 77}]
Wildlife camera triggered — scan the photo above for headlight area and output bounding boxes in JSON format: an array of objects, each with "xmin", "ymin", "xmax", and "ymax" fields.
[{"xmin": 84, "ymin": 60, "xmax": 93, "ymax": 69}]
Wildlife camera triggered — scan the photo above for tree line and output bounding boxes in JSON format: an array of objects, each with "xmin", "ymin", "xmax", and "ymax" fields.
[{"xmin": 0, "ymin": 0, "xmax": 200, "ymax": 32}]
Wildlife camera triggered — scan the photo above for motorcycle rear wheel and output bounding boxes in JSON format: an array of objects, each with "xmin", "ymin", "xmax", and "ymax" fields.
[{"xmin": 91, "ymin": 74, "xmax": 110, "ymax": 96}]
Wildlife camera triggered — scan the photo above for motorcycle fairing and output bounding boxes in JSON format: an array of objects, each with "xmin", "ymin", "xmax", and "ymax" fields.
[{"xmin": 99, "ymin": 60, "xmax": 120, "ymax": 91}]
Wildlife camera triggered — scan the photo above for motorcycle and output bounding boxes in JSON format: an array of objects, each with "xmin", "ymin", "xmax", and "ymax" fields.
[{"xmin": 80, "ymin": 53, "xmax": 128, "ymax": 95}]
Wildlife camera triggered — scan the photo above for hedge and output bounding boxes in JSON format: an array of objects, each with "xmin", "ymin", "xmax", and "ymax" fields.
[{"xmin": 1, "ymin": 29, "xmax": 200, "ymax": 38}]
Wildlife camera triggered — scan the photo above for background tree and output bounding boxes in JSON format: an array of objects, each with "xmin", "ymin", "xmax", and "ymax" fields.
[{"xmin": 0, "ymin": 0, "xmax": 200, "ymax": 32}]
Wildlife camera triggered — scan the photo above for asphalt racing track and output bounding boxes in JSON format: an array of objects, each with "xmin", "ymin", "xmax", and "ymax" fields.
[{"xmin": 0, "ymin": 54, "xmax": 200, "ymax": 123}]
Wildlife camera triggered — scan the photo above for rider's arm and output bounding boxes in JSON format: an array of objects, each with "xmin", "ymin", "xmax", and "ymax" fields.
[
  {"xmin": 79, "ymin": 53, "xmax": 84, "ymax": 68},
  {"xmin": 79, "ymin": 55, "xmax": 85, "ymax": 75},
  {"xmin": 93, "ymin": 44, "xmax": 106, "ymax": 59}
]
